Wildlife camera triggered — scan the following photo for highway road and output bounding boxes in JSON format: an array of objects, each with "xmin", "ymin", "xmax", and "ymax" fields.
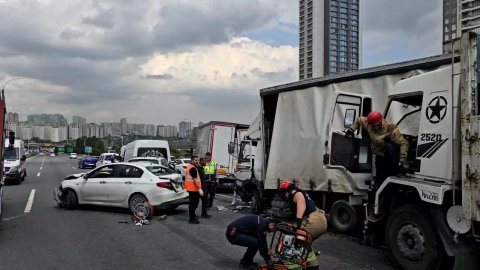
[{"xmin": 0, "ymin": 154, "xmax": 393, "ymax": 270}]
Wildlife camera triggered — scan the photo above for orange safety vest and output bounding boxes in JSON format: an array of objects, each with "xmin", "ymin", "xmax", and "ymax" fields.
[{"xmin": 184, "ymin": 164, "xmax": 202, "ymax": 192}]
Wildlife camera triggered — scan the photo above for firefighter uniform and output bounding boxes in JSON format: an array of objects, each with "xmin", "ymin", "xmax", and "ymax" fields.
[{"xmin": 350, "ymin": 117, "xmax": 409, "ymax": 184}]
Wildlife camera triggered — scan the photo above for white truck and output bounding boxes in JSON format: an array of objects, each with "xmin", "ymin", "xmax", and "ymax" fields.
[
  {"xmin": 235, "ymin": 33, "xmax": 480, "ymax": 269},
  {"xmin": 4, "ymin": 139, "xmax": 27, "ymax": 185},
  {"xmin": 196, "ymin": 121, "xmax": 249, "ymax": 189},
  {"xmin": 121, "ymin": 140, "xmax": 171, "ymax": 163}
]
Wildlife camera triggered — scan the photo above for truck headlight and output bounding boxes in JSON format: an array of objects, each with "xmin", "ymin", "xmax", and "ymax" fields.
[{"xmin": 9, "ymin": 166, "xmax": 19, "ymax": 173}]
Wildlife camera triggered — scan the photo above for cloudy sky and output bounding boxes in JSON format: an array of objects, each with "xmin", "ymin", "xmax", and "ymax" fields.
[{"xmin": 0, "ymin": 0, "xmax": 442, "ymax": 126}]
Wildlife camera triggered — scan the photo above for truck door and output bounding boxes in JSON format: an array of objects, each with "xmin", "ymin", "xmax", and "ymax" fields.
[{"xmin": 326, "ymin": 92, "xmax": 373, "ymax": 175}]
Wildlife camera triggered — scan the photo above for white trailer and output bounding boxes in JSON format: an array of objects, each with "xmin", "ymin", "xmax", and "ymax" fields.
[
  {"xmin": 236, "ymin": 33, "xmax": 480, "ymax": 269},
  {"xmin": 196, "ymin": 121, "xmax": 248, "ymax": 189}
]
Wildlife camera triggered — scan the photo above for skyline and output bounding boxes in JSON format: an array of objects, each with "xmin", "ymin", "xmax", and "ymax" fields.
[{"xmin": 0, "ymin": 0, "xmax": 442, "ymax": 125}]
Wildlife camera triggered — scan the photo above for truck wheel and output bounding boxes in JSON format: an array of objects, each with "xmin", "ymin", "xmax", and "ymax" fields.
[
  {"xmin": 251, "ymin": 188, "xmax": 262, "ymax": 214},
  {"xmin": 329, "ymin": 200, "xmax": 358, "ymax": 233},
  {"xmin": 385, "ymin": 204, "xmax": 449, "ymax": 270},
  {"xmin": 65, "ymin": 190, "xmax": 78, "ymax": 210}
]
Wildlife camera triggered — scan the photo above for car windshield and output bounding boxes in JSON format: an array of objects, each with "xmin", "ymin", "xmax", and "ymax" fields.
[
  {"xmin": 146, "ymin": 165, "xmax": 174, "ymax": 175},
  {"xmin": 4, "ymin": 147, "xmax": 19, "ymax": 160},
  {"xmin": 181, "ymin": 159, "xmax": 191, "ymax": 164},
  {"xmin": 129, "ymin": 159, "xmax": 159, "ymax": 164}
]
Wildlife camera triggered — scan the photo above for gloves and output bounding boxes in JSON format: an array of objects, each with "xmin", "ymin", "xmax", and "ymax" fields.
[
  {"xmin": 343, "ymin": 128, "xmax": 354, "ymax": 136},
  {"xmin": 293, "ymin": 217, "xmax": 303, "ymax": 230},
  {"xmin": 399, "ymin": 156, "xmax": 409, "ymax": 170},
  {"xmin": 198, "ymin": 189, "xmax": 204, "ymax": 197},
  {"xmin": 266, "ymin": 259, "xmax": 274, "ymax": 270}
]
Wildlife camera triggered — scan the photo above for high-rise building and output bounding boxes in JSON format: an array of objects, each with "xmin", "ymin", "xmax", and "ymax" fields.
[
  {"xmin": 179, "ymin": 121, "xmax": 192, "ymax": 138},
  {"xmin": 72, "ymin": 115, "xmax": 86, "ymax": 126},
  {"xmin": 299, "ymin": 0, "xmax": 361, "ymax": 79},
  {"xmin": 146, "ymin": 124, "xmax": 156, "ymax": 136},
  {"xmin": 68, "ymin": 124, "xmax": 80, "ymax": 140},
  {"xmin": 120, "ymin": 118, "xmax": 128, "ymax": 135},
  {"xmin": 443, "ymin": 0, "xmax": 480, "ymax": 52},
  {"xmin": 27, "ymin": 113, "xmax": 67, "ymax": 126},
  {"xmin": 6, "ymin": 112, "xmax": 19, "ymax": 126}
]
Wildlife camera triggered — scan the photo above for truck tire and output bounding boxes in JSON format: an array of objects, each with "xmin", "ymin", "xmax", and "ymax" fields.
[
  {"xmin": 329, "ymin": 200, "xmax": 358, "ymax": 233},
  {"xmin": 251, "ymin": 188, "xmax": 262, "ymax": 214},
  {"xmin": 385, "ymin": 204, "xmax": 449, "ymax": 270},
  {"xmin": 65, "ymin": 190, "xmax": 78, "ymax": 210}
]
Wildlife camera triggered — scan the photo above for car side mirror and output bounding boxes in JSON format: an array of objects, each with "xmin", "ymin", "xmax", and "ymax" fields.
[
  {"xmin": 83, "ymin": 174, "xmax": 88, "ymax": 180},
  {"xmin": 21, "ymin": 155, "xmax": 27, "ymax": 162}
]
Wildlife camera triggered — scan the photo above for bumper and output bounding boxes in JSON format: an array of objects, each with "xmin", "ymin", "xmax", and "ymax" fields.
[
  {"xmin": 81, "ymin": 163, "xmax": 96, "ymax": 167},
  {"xmin": 217, "ymin": 176, "xmax": 235, "ymax": 189},
  {"xmin": 4, "ymin": 172, "xmax": 20, "ymax": 180},
  {"xmin": 146, "ymin": 189, "xmax": 189, "ymax": 209}
]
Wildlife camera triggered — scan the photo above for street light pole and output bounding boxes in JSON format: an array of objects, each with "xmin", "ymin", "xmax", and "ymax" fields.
[{"xmin": 1, "ymin": 77, "xmax": 23, "ymax": 100}]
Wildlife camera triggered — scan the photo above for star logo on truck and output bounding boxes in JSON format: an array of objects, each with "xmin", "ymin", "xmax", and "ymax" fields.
[{"xmin": 426, "ymin": 96, "xmax": 447, "ymax": 124}]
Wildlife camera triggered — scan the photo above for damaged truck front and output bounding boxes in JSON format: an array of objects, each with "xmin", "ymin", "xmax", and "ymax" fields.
[{"xmin": 239, "ymin": 33, "xmax": 480, "ymax": 269}]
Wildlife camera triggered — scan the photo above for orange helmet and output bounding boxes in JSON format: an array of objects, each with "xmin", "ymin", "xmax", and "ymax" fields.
[{"xmin": 367, "ymin": 111, "xmax": 383, "ymax": 126}]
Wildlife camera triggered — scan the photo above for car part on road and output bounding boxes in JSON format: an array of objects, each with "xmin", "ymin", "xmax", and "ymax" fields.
[{"xmin": 329, "ymin": 200, "xmax": 358, "ymax": 234}]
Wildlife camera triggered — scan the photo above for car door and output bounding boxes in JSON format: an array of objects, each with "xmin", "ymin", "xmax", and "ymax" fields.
[
  {"xmin": 106, "ymin": 164, "xmax": 143, "ymax": 205},
  {"xmin": 79, "ymin": 165, "xmax": 114, "ymax": 203}
]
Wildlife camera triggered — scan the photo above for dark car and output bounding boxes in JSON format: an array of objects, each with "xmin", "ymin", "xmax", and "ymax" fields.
[{"xmin": 78, "ymin": 157, "xmax": 97, "ymax": 169}]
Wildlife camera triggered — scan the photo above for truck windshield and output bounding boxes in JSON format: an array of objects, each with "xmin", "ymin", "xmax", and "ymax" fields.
[
  {"xmin": 238, "ymin": 141, "xmax": 257, "ymax": 163},
  {"xmin": 385, "ymin": 95, "xmax": 423, "ymax": 136},
  {"xmin": 4, "ymin": 147, "xmax": 19, "ymax": 160}
]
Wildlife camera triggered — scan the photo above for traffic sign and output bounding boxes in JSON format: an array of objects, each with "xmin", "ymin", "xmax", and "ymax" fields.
[{"xmin": 84, "ymin": 146, "xmax": 92, "ymax": 154}]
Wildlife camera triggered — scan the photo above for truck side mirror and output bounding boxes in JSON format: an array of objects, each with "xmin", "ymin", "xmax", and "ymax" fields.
[
  {"xmin": 228, "ymin": 142, "xmax": 235, "ymax": 154},
  {"xmin": 20, "ymin": 155, "xmax": 27, "ymax": 162}
]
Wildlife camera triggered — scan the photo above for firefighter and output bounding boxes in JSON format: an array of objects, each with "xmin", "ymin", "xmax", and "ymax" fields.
[
  {"xmin": 226, "ymin": 215, "xmax": 278, "ymax": 270},
  {"xmin": 344, "ymin": 111, "xmax": 409, "ymax": 185},
  {"xmin": 279, "ymin": 180, "xmax": 327, "ymax": 270},
  {"xmin": 203, "ymin": 152, "xmax": 217, "ymax": 207},
  {"xmin": 184, "ymin": 155, "xmax": 204, "ymax": 224}
]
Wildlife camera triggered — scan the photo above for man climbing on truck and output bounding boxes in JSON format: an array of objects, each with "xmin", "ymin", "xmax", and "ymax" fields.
[{"xmin": 345, "ymin": 111, "xmax": 409, "ymax": 186}]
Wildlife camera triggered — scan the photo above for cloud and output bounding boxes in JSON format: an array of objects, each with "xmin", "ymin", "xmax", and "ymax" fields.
[{"xmin": 143, "ymin": 74, "xmax": 174, "ymax": 80}]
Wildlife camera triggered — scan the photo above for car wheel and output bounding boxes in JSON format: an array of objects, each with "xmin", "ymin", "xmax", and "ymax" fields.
[
  {"xmin": 14, "ymin": 175, "xmax": 21, "ymax": 185},
  {"xmin": 129, "ymin": 194, "xmax": 148, "ymax": 214},
  {"xmin": 329, "ymin": 200, "xmax": 358, "ymax": 234},
  {"xmin": 385, "ymin": 204, "xmax": 451, "ymax": 270},
  {"xmin": 65, "ymin": 190, "xmax": 78, "ymax": 210}
]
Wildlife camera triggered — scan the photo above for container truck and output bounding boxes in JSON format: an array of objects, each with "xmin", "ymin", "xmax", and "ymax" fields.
[
  {"xmin": 0, "ymin": 95, "xmax": 6, "ymax": 217},
  {"xmin": 235, "ymin": 33, "xmax": 480, "ymax": 269},
  {"xmin": 196, "ymin": 121, "xmax": 248, "ymax": 189}
]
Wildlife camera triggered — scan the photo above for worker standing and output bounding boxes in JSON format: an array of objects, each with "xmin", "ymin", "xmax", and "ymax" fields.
[
  {"xmin": 203, "ymin": 152, "xmax": 217, "ymax": 208},
  {"xmin": 279, "ymin": 180, "xmax": 327, "ymax": 270},
  {"xmin": 185, "ymin": 155, "xmax": 204, "ymax": 224},
  {"xmin": 344, "ymin": 111, "xmax": 409, "ymax": 186},
  {"xmin": 197, "ymin": 157, "xmax": 211, "ymax": 218},
  {"xmin": 226, "ymin": 215, "xmax": 278, "ymax": 270}
]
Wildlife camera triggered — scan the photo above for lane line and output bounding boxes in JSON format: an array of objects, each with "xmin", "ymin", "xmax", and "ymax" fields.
[
  {"xmin": 216, "ymin": 194, "xmax": 233, "ymax": 199},
  {"xmin": 40, "ymin": 167, "xmax": 43, "ymax": 170},
  {"xmin": 24, "ymin": 189, "xmax": 36, "ymax": 213},
  {"xmin": 37, "ymin": 172, "xmax": 41, "ymax": 177}
]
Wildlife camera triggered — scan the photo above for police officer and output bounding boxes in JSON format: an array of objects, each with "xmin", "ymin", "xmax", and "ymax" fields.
[
  {"xmin": 203, "ymin": 152, "xmax": 217, "ymax": 208},
  {"xmin": 197, "ymin": 157, "xmax": 211, "ymax": 218},
  {"xmin": 226, "ymin": 215, "xmax": 278, "ymax": 270},
  {"xmin": 345, "ymin": 111, "xmax": 409, "ymax": 185},
  {"xmin": 279, "ymin": 180, "xmax": 327, "ymax": 270},
  {"xmin": 185, "ymin": 155, "xmax": 204, "ymax": 224}
]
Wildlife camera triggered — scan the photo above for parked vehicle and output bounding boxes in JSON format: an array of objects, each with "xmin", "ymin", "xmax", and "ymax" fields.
[
  {"xmin": 196, "ymin": 121, "xmax": 249, "ymax": 189},
  {"xmin": 70, "ymin": 153, "xmax": 77, "ymax": 159},
  {"xmin": 54, "ymin": 163, "xmax": 188, "ymax": 212},
  {"xmin": 128, "ymin": 157, "xmax": 169, "ymax": 167},
  {"xmin": 96, "ymin": 153, "xmax": 121, "ymax": 167},
  {"xmin": 4, "ymin": 139, "xmax": 27, "ymax": 185},
  {"xmin": 122, "ymin": 140, "xmax": 171, "ymax": 163},
  {"xmin": 234, "ymin": 34, "xmax": 480, "ymax": 269},
  {"xmin": 174, "ymin": 158, "xmax": 190, "ymax": 177},
  {"xmin": 78, "ymin": 156, "xmax": 98, "ymax": 169}
]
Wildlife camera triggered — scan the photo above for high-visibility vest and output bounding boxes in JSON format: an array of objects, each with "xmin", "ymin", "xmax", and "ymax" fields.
[
  {"xmin": 185, "ymin": 164, "xmax": 201, "ymax": 192},
  {"xmin": 204, "ymin": 161, "xmax": 217, "ymax": 175}
]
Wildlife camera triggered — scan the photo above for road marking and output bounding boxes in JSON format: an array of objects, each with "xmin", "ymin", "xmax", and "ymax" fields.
[
  {"xmin": 40, "ymin": 167, "xmax": 43, "ymax": 170},
  {"xmin": 216, "ymin": 194, "xmax": 234, "ymax": 199},
  {"xmin": 72, "ymin": 167, "xmax": 76, "ymax": 169},
  {"xmin": 24, "ymin": 189, "xmax": 36, "ymax": 213},
  {"xmin": 37, "ymin": 172, "xmax": 41, "ymax": 177}
]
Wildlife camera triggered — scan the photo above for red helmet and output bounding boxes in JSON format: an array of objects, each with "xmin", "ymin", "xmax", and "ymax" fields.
[
  {"xmin": 279, "ymin": 180, "xmax": 294, "ymax": 191},
  {"xmin": 367, "ymin": 111, "xmax": 383, "ymax": 126}
]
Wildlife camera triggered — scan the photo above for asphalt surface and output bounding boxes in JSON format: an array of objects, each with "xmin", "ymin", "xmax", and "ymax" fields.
[{"xmin": 0, "ymin": 155, "xmax": 394, "ymax": 270}]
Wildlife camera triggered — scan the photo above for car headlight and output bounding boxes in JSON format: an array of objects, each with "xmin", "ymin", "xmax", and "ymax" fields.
[{"xmin": 9, "ymin": 166, "xmax": 19, "ymax": 173}]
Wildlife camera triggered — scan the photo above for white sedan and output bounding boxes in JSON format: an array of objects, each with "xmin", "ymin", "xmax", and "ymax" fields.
[
  {"xmin": 54, "ymin": 163, "xmax": 188, "ymax": 213},
  {"xmin": 175, "ymin": 158, "xmax": 191, "ymax": 177}
]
